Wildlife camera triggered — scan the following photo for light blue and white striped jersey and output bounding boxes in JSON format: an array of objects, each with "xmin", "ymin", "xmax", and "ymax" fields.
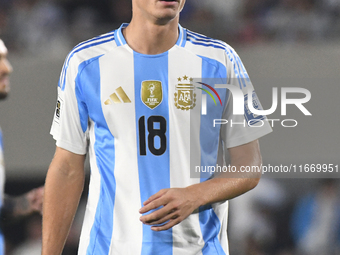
[{"xmin": 51, "ymin": 23, "xmax": 272, "ymax": 255}]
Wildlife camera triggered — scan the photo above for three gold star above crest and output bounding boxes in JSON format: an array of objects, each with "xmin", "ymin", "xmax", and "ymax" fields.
[{"xmin": 177, "ymin": 75, "xmax": 193, "ymax": 82}]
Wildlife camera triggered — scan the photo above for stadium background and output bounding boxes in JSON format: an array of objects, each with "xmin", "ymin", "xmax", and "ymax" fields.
[{"xmin": 0, "ymin": 0, "xmax": 339, "ymax": 254}]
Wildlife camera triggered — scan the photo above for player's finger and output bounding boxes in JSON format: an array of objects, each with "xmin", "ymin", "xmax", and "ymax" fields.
[
  {"xmin": 151, "ymin": 218, "xmax": 181, "ymax": 231},
  {"xmin": 144, "ymin": 211, "xmax": 178, "ymax": 226},
  {"xmin": 139, "ymin": 196, "xmax": 168, "ymax": 214},
  {"xmin": 143, "ymin": 189, "xmax": 168, "ymax": 206},
  {"xmin": 140, "ymin": 204, "xmax": 173, "ymax": 223}
]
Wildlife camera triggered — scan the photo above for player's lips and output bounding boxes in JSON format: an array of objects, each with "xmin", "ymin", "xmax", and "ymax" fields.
[{"xmin": 159, "ymin": 0, "xmax": 179, "ymax": 6}]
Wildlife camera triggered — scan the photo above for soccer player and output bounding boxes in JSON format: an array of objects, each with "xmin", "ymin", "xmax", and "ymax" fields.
[
  {"xmin": 0, "ymin": 38, "xmax": 44, "ymax": 254},
  {"xmin": 42, "ymin": 0, "xmax": 272, "ymax": 254}
]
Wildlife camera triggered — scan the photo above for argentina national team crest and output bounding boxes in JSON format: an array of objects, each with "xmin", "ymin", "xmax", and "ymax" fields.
[
  {"xmin": 174, "ymin": 76, "xmax": 196, "ymax": 110},
  {"xmin": 141, "ymin": 81, "xmax": 163, "ymax": 109}
]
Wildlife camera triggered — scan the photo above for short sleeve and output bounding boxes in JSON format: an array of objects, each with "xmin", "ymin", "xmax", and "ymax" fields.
[
  {"xmin": 50, "ymin": 56, "xmax": 89, "ymax": 155},
  {"xmin": 221, "ymin": 48, "xmax": 272, "ymax": 148}
]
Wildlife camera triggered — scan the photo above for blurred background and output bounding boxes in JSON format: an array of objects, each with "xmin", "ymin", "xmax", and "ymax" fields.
[{"xmin": 0, "ymin": 0, "xmax": 339, "ymax": 254}]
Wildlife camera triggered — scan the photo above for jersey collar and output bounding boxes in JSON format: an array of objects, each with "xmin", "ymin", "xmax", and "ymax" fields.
[{"xmin": 115, "ymin": 23, "xmax": 186, "ymax": 48}]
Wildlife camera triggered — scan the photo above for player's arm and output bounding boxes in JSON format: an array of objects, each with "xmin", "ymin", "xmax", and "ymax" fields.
[
  {"xmin": 139, "ymin": 139, "xmax": 262, "ymax": 231},
  {"xmin": 42, "ymin": 146, "xmax": 85, "ymax": 255},
  {"xmin": 2, "ymin": 186, "xmax": 44, "ymax": 217}
]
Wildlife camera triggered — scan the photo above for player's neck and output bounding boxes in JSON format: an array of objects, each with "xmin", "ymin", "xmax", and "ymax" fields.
[{"xmin": 123, "ymin": 17, "xmax": 179, "ymax": 55}]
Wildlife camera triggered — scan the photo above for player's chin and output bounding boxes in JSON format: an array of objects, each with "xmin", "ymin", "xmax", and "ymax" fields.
[{"xmin": 154, "ymin": 11, "xmax": 180, "ymax": 24}]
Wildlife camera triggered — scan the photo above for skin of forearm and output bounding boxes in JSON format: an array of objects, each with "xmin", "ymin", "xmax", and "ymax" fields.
[
  {"xmin": 188, "ymin": 140, "xmax": 262, "ymax": 208},
  {"xmin": 42, "ymin": 149, "xmax": 85, "ymax": 255},
  {"xmin": 187, "ymin": 175, "xmax": 260, "ymax": 209}
]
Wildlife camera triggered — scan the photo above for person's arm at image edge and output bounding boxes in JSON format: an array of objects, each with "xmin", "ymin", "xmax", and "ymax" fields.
[
  {"xmin": 42, "ymin": 146, "xmax": 85, "ymax": 255},
  {"xmin": 194, "ymin": 139, "xmax": 262, "ymax": 203},
  {"xmin": 140, "ymin": 139, "xmax": 262, "ymax": 231},
  {"xmin": 2, "ymin": 186, "xmax": 44, "ymax": 217}
]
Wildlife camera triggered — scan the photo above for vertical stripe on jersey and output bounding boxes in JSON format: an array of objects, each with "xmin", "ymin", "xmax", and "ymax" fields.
[
  {"xmin": 78, "ymin": 120, "xmax": 101, "ymax": 255},
  {"xmin": 76, "ymin": 57, "xmax": 116, "ymax": 255},
  {"xmin": 167, "ymin": 48, "xmax": 205, "ymax": 255},
  {"xmin": 199, "ymin": 58, "xmax": 227, "ymax": 255},
  {"xmin": 134, "ymin": 52, "xmax": 173, "ymax": 255},
  {"xmin": 99, "ymin": 47, "xmax": 143, "ymax": 254}
]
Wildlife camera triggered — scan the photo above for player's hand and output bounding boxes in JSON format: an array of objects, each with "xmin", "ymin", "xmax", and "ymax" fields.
[
  {"xmin": 26, "ymin": 186, "xmax": 44, "ymax": 214},
  {"xmin": 139, "ymin": 188, "xmax": 200, "ymax": 231}
]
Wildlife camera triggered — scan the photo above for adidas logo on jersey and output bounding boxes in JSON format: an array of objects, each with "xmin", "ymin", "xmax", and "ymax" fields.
[{"xmin": 104, "ymin": 87, "xmax": 131, "ymax": 105}]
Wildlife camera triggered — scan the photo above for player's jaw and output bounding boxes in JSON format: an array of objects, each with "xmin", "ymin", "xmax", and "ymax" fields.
[
  {"xmin": 133, "ymin": 0, "xmax": 186, "ymax": 25},
  {"xmin": 156, "ymin": 0, "xmax": 185, "ymax": 20}
]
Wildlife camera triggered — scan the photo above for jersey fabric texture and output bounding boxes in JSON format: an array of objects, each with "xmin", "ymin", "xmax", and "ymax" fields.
[{"xmin": 50, "ymin": 23, "xmax": 272, "ymax": 255}]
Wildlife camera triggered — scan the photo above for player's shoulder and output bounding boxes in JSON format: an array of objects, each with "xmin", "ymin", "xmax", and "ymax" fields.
[
  {"xmin": 183, "ymin": 28, "xmax": 241, "ymax": 66},
  {"xmin": 66, "ymin": 30, "xmax": 117, "ymax": 66},
  {"xmin": 59, "ymin": 30, "xmax": 117, "ymax": 90},
  {"xmin": 185, "ymin": 29, "xmax": 237, "ymax": 55}
]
